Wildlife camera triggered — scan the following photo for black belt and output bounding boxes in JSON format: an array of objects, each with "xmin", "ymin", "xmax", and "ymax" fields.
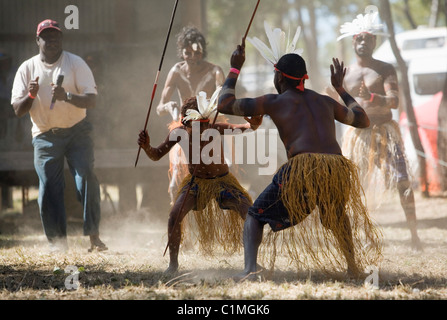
[
  {"xmin": 48, "ymin": 119, "xmax": 87, "ymax": 134},
  {"xmin": 50, "ymin": 127, "xmax": 69, "ymax": 134}
]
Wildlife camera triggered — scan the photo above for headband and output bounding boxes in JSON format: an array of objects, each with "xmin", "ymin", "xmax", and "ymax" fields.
[{"xmin": 274, "ymin": 65, "xmax": 309, "ymax": 91}]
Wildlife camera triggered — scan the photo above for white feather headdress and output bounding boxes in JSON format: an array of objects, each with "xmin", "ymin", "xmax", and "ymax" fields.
[
  {"xmin": 247, "ymin": 20, "xmax": 303, "ymax": 65},
  {"xmin": 337, "ymin": 5, "xmax": 389, "ymax": 41},
  {"xmin": 182, "ymin": 86, "xmax": 221, "ymax": 123}
]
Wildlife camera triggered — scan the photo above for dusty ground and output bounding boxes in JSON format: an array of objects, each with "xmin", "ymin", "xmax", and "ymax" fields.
[{"xmin": 0, "ymin": 186, "xmax": 446, "ymax": 304}]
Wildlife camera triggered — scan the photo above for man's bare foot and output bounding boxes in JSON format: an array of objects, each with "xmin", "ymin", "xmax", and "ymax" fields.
[
  {"xmin": 347, "ymin": 265, "xmax": 363, "ymax": 279},
  {"xmin": 232, "ymin": 266, "xmax": 265, "ymax": 282},
  {"xmin": 411, "ymin": 236, "xmax": 423, "ymax": 252},
  {"xmin": 164, "ymin": 263, "xmax": 179, "ymax": 276}
]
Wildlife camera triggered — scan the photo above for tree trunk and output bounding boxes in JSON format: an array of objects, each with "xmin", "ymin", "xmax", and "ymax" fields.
[
  {"xmin": 437, "ymin": 78, "xmax": 447, "ymax": 192},
  {"xmin": 403, "ymin": 0, "xmax": 417, "ymax": 29},
  {"xmin": 295, "ymin": 0, "xmax": 324, "ymax": 92},
  {"xmin": 429, "ymin": 0, "xmax": 440, "ymax": 28},
  {"xmin": 436, "ymin": 0, "xmax": 447, "ymax": 192},
  {"xmin": 380, "ymin": 0, "xmax": 430, "ymax": 196}
]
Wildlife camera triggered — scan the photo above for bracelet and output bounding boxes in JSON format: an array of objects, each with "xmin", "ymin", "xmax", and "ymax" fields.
[
  {"xmin": 28, "ymin": 92, "xmax": 36, "ymax": 99},
  {"xmin": 229, "ymin": 68, "xmax": 240, "ymax": 75},
  {"xmin": 369, "ymin": 93, "xmax": 375, "ymax": 102}
]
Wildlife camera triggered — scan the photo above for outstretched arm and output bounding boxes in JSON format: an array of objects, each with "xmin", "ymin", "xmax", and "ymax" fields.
[
  {"xmin": 330, "ymin": 58, "xmax": 370, "ymax": 128},
  {"xmin": 138, "ymin": 129, "xmax": 177, "ymax": 161},
  {"xmin": 156, "ymin": 66, "xmax": 179, "ymax": 118},
  {"xmin": 214, "ymin": 115, "xmax": 263, "ymax": 134}
]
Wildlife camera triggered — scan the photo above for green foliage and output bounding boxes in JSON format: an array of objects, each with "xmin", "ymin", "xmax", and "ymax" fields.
[
  {"xmin": 391, "ymin": 0, "xmax": 446, "ymax": 30},
  {"xmin": 206, "ymin": 0, "xmax": 294, "ymax": 69},
  {"xmin": 205, "ymin": 0, "xmax": 446, "ymax": 77}
]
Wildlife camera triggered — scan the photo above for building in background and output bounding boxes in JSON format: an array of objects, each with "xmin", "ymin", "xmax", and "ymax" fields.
[{"xmin": 0, "ymin": 0, "xmax": 205, "ymax": 217}]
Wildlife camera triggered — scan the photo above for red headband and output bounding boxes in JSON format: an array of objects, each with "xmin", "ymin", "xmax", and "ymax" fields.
[{"xmin": 274, "ymin": 65, "xmax": 309, "ymax": 91}]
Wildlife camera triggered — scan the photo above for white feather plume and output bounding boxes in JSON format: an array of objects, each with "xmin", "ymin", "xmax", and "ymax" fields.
[
  {"xmin": 247, "ymin": 20, "xmax": 303, "ymax": 65},
  {"xmin": 337, "ymin": 5, "xmax": 389, "ymax": 41},
  {"xmin": 182, "ymin": 87, "xmax": 222, "ymax": 123}
]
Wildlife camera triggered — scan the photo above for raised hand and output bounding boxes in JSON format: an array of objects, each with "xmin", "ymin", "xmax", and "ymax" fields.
[
  {"xmin": 230, "ymin": 40, "xmax": 246, "ymax": 71},
  {"xmin": 358, "ymin": 81, "xmax": 372, "ymax": 100},
  {"xmin": 330, "ymin": 58, "xmax": 346, "ymax": 91},
  {"xmin": 51, "ymin": 80, "xmax": 66, "ymax": 101},
  {"xmin": 28, "ymin": 76, "xmax": 39, "ymax": 97}
]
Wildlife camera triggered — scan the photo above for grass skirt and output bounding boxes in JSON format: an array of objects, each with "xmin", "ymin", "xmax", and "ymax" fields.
[
  {"xmin": 259, "ymin": 153, "xmax": 383, "ymax": 274},
  {"xmin": 342, "ymin": 120, "xmax": 412, "ymax": 207},
  {"xmin": 176, "ymin": 173, "xmax": 252, "ymax": 256}
]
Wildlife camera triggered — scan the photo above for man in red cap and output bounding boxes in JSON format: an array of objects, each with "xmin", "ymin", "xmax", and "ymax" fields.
[
  {"xmin": 218, "ymin": 42, "xmax": 383, "ymax": 280},
  {"xmin": 11, "ymin": 19, "xmax": 107, "ymax": 253}
]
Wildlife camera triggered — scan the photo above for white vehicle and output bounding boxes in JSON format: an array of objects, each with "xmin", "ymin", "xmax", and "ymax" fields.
[
  {"xmin": 373, "ymin": 26, "xmax": 447, "ymax": 66},
  {"xmin": 408, "ymin": 53, "xmax": 447, "ymax": 108},
  {"xmin": 381, "ymin": 27, "xmax": 447, "ymax": 193},
  {"xmin": 373, "ymin": 26, "xmax": 446, "ymax": 113}
]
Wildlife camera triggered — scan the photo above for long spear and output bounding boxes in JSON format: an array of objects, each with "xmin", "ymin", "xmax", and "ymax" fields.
[
  {"xmin": 163, "ymin": 0, "xmax": 261, "ymax": 257},
  {"xmin": 135, "ymin": 0, "xmax": 179, "ymax": 167}
]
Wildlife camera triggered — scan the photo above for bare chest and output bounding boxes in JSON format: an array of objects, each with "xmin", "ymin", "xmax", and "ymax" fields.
[
  {"xmin": 345, "ymin": 67, "xmax": 385, "ymax": 96},
  {"xmin": 177, "ymin": 66, "xmax": 216, "ymax": 97}
]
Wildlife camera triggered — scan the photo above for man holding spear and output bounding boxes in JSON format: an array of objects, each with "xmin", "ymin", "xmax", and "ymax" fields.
[
  {"xmin": 139, "ymin": 90, "xmax": 262, "ymax": 274},
  {"xmin": 218, "ymin": 25, "xmax": 382, "ymax": 279},
  {"xmin": 156, "ymin": 26, "xmax": 226, "ymax": 204}
]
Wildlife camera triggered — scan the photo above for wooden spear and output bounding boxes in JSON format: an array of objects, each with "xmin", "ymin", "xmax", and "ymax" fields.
[
  {"xmin": 135, "ymin": 0, "xmax": 179, "ymax": 167},
  {"xmin": 163, "ymin": 0, "xmax": 261, "ymax": 257}
]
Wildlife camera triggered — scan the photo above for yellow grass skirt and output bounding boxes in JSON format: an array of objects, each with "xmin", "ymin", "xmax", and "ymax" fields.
[
  {"xmin": 259, "ymin": 153, "xmax": 383, "ymax": 274},
  {"xmin": 176, "ymin": 173, "xmax": 252, "ymax": 256},
  {"xmin": 342, "ymin": 120, "xmax": 412, "ymax": 206}
]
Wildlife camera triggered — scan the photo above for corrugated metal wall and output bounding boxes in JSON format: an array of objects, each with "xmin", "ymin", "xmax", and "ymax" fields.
[
  {"xmin": 0, "ymin": 0, "xmax": 115, "ymax": 65},
  {"xmin": 0, "ymin": 0, "xmax": 204, "ymax": 151}
]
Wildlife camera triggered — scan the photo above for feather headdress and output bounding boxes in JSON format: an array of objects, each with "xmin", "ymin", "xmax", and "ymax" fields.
[
  {"xmin": 337, "ymin": 5, "xmax": 389, "ymax": 41},
  {"xmin": 247, "ymin": 20, "xmax": 303, "ymax": 65},
  {"xmin": 182, "ymin": 86, "xmax": 222, "ymax": 123}
]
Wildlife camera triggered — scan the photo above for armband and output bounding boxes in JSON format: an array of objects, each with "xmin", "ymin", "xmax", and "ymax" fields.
[
  {"xmin": 229, "ymin": 68, "xmax": 240, "ymax": 75},
  {"xmin": 28, "ymin": 92, "xmax": 36, "ymax": 99}
]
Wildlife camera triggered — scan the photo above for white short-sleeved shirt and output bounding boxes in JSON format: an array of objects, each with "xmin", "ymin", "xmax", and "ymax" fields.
[{"xmin": 11, "ymin": 51, "xmax": 97, "ymax": 137}]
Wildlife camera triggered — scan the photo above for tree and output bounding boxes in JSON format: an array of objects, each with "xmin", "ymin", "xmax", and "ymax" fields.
[{"xmin": 437, "ymin": 0, "xmax": 447, "ymax": 192}]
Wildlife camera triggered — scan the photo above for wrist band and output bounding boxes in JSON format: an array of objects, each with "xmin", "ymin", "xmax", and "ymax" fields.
[
  {"xmin": 230, "ymin": 68, "xmax": 240, "ymax": 75},
  {"xmin": 369, "ymin": 93, "xmax": 375, "ymax": 102},
  {"xmin": 28, "ymin": 92, "xmax": 36, "ymax": 99}
]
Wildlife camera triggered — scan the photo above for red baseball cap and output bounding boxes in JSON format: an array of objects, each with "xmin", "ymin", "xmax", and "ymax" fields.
[{"xmin": 36, "ymin": 19, "xmax": 62, "ymax": 36}]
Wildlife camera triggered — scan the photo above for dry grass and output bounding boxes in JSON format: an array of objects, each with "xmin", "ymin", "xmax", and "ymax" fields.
[{"xmin": 1, "ymin": 190, "xmax": 447, "ymax": 301}]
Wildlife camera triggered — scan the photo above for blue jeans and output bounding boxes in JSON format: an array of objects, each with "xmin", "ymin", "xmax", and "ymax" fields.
[{"xmin": 32, "ymin": 119, "xmax": 101, "ymax": 240}]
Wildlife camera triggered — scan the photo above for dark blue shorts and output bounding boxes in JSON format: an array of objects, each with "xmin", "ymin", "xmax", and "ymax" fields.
[
  {"xmin": 248, "ymin": 164, "xmax": 308, "ymax": 232},
  {"xmin": 181, "ymin": 175, "xmax": 250, "ymax": 211}
]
